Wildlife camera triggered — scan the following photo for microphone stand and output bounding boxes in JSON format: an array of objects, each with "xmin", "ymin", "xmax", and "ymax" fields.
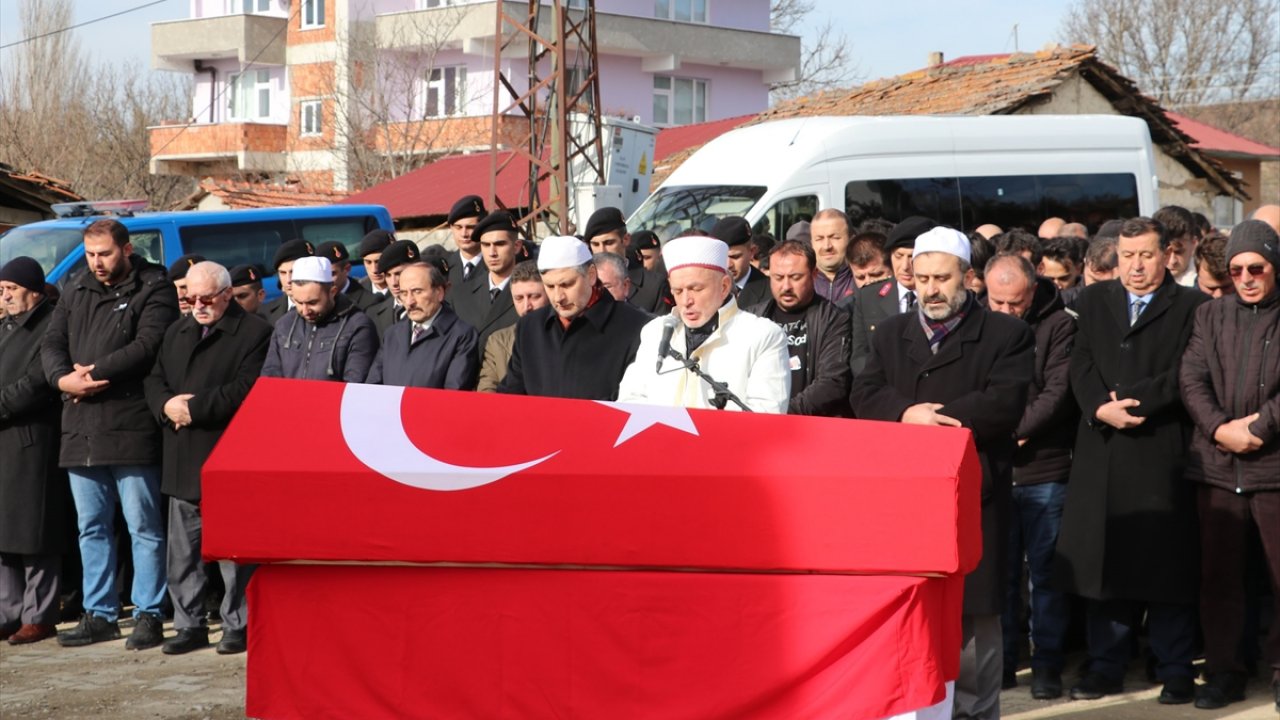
[{"xmin": 661, "ymin": 347, "xmax": 753, "ymax": 412}]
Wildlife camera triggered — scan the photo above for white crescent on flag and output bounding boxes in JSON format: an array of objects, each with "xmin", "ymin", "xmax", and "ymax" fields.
[{"xmin": 340, "ymin": 383, "xmax": 557, "ymax": 491}]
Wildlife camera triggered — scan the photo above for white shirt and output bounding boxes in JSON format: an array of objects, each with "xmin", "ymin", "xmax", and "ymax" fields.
[{"xmin": 897, "ymin": 283, "xmax": 917, "ymax": 314}]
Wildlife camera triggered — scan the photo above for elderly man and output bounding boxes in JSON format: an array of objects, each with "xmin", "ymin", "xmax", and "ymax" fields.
[
  {"xmin": 711, "ymin": 216, "xmax": 770, "ymax": 308},
  {"xmin": 261, "ymin": 256, "xmax": 377, "ymax": 382},
  {"xmin": 499, "ymin": 236, "xmax": 648, "ymax": 400},
  {"xmin": 618, "ymin": 236, "xmax": 789, "ymax": 412},
  {"xmin": 450, "ymin": 211, "xmax": 523, "ymax": 349},
  {"xmin": 748, "ymin": 240, "xmax": 851, "ymax": 417},
  {"xmin": 985, "ymin": 254, "xmax": 1078, "ymax": 699},
  {"xmin": 810, "ymin": 209, "xmax": 855, "ymax": 302},
  {"xmin": 261, "ymin": 239, "xmax": 314, "ymax": 326},
  {"xmin": 168, "ymin": 255, "xmax": 206, "ymax": 317},
  {"xmin": 583, "ymin": 206, "xmax": 671, "ymax": 315},
  {"xmin": 1180, "ymin": 220, "xmax": 1280, "ymax": 710},
  {"xmin": 367, "ymin": 259, "xmax": 478, "ymax": 389},
  {"xmin": 477, "ymin": 262, "xmax": 546, "ymax": 392},
  {"xmin": 1193, "ymin": 234, "xmax": 1235, "ymax": 299},
  {"xmin": 42, "ymin": 219, "xmax": 179, "ymax": 650},
  {"xmin": 143, "ymin": 261, "xmax": 271, "ymax": 655},
  {"xmin": 850, "ymin": 227, "xmax": 1035, "ymax": 720},
  {"xmin": 593, "ymin": 252, "xmax": 633, "ymax": 303},
  {"xmin": 0, "ymin": 258, "xmax": 70, "ymax": 646},
  {"xmin": 849, "ymin": 216, "xmax": 937, "ymax": 374},
  {"xmin": 1054, "ymin": 217, "xmax": 1209, "ymax": 705}
]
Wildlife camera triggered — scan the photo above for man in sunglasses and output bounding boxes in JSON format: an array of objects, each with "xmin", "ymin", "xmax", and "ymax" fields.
[{"xmin": 1180, "ymin": 219, "xmax": 1280, "ymax": 711}]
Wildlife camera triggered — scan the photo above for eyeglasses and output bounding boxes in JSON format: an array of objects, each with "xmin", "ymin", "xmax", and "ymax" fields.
[
  {"xmin": 191, "ymin": 288, "xmax": 229, "ymax": 306},
  {"xmin": 1228, "ymin": 263, "xmax": 1268, "ymax": 279}
]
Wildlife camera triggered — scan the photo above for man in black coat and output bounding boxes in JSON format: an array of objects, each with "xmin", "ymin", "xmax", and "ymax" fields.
[
  {"xmin": 444, "ymin": 195, "xmax": 486, "ymax": 293},
  {"xmin": 850, "ymin": 227, "xmax": 1034, "ymax": 720},
  {"xmin": 748, "ymin": 241, "xmax": 851, "ymax": 417},
  {"xmin": 849, "ymin": 216, "xmax": 937, "ymax": 374},
  {"xmin": 143, "ymin": 261, "xmax": 271, "ymax": 656},
  {"xmin": 1053, "ymin": 217, "xmax": 1209, "ymax": 705},
  {"xmin": 0, "ymin": 258, "xmax": 69, "ymax": 645},
  {"xmin": 261, "ymin": 239, "xmax": 314, "ymax": 326},
  {"xmin": 317, "ymin": 240, "xmax": 381, "ymax": 313},
  {"xmin": 366, "ymin": 239, "xmax": 420, "ymax": 337},
  {"xmin": 712, "ymin": 216, "xmax": 771, "ymax": 309},
  {"xmin": 985, "ymin": 254, "xmax": 1078, "ymax": 699},
  {"xmin": 582, "ymin": 206, "xmax": 672, "ymax": 315},
  {"xmin": 368, "ymin": 261, "xmax": 479, "ymax": 389},
  {"xmin": 450, "ymin": 211, "xmax": 523, "ymax": 351},
  {"xmin": 499, "ymin": 236, "xmax": 648, "ymax": 400},
  {"xmin": 41, "ymin": 218, "xmax": 179, "ymax": 650}
]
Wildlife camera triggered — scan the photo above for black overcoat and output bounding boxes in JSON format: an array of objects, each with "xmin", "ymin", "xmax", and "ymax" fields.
[
  {"xmin": 450, "ymin": 279, "xmax": 519, "ymax": 353},
  {"xmin": 0, "ymin": 300, "xmax": 70, "ymax": 555},
  {"xmin": 850, "ymin": 300, "xmax": 1034, "ymax": 615},
  {"xmin": 1054, "ymin": 276, "xmax": 1208, "ymax": 604},
  {"xmin": 367, "ymin": 305, "xmax": 480, "ymax": 389},
  {"xmin": 143, "ymin": 303, "xmax": 272, "ymax": 502}
]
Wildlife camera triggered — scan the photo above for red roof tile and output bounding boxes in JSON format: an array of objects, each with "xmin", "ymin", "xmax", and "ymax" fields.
[
  {"xmin": 654, "ymin": 115, "xmax": 754, "ymax": 162},
  {"xmin": 1166, "ymin": 111, "xmax": 1280, "ymax": 159},
  {"xmin": 187, "ymin": 177, "xmax": 350, "ymax": 210},
  {"xmin": 339, "ymin": 151, "xmax": 549, "ymax": 220}
]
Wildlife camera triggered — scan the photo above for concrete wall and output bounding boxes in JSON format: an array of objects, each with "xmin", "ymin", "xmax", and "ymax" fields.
[{"xmin": 193, "ymin": 0, "xmax": 289, "ymax": 18}]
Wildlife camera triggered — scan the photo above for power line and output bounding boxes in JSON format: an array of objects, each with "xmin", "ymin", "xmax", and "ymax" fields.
[{"xmin": 0, "ymin": 0, "xmax": 174, "ymax": 51}]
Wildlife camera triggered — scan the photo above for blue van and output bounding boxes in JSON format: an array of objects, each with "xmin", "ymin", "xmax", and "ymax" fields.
[{"xmin": 0, "ymin": 203, "xmax": 394, "ymax": 299}]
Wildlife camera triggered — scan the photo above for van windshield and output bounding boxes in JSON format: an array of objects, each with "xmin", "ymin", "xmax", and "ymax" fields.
[
  {"xmin": 0, "ymin": 226, "xmax": 84, "ymax": 275},
  {"xmin": 628, "ymin": 185, "xmax": 766, "ymax": 241}
]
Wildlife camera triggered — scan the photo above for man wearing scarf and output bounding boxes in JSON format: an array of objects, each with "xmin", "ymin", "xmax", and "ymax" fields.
[
  {"xmin": 850, "ymin": 226, "xmax": 1035, "ymax": 720},
  {"xmin": 498, "ymin": 236, "xmax": 649, "ymax": 400}
]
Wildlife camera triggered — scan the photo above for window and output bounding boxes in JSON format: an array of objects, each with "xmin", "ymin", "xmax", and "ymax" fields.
[
  {"xmin": 424, "ymin": 66, "xmax": 467, "ymax": 118},
  {"xmin": 564, "ymin": 67, "xmax": 595, "ymax": 110},
  {"xmin": 754, "ymin": 195, "xmax": 818, "ymax": 238},
  {"xmin": 627, "ymin": 184, "xmax": 767, "ymax": 239},
  {"xmin": 300, "ymin": 100, "xmax": 322, "ymax": 136},
  {"xmin": 418, "ymin": 0, "xmax": 462, "ymax": 7},
  {"xmin": 301, "ymin": 0, "xmax": 324, "ymax": 28},
  {"xmin": 655, "ymin": 0, "xmax": 707, "ymax": 22},
  {"xmin": 235, "ymin": 0, "xmax": 270, "ymax": 13},
  {"xmin": 228, "ymin": 70, "xmax": 272, "ymax": 120},
  {"xmin": 652, "ymin": 76, "xmax": 706, "ymax": 126},
  {"xmin": 180, "ymin": 221, "xmax": 291, "ymax": 272}
]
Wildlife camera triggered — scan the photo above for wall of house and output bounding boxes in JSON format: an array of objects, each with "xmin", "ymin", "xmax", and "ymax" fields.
[{"xmin": 192, "ymin": 0, "xmax": 289, "ymax": 18}]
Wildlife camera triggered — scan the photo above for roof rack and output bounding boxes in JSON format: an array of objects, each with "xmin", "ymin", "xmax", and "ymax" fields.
[{"xmin": 51, "ymin": 199, "xmax": 149, "ymax": 218}]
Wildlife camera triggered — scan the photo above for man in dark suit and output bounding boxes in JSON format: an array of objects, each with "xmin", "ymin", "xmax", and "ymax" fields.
[
  {"xmin": 849, "ymin": 216, "xmax": 937, "ymax": 374},
  {"xmin": 582, "ymin": 206, "xmax": 671, "ymax": 315},
  {"xmin": 444, "ymin": 195, "xmax": 486, "ymax": 298},
  {"xmin": 449, "ymin": 211, "xmax": 522, "ymax": 351},
  {"xmin": 228, "ymin": 264, "xmax": 269, "ymax": 321},
  {"xmin": 357, "ymin": 229, "xmax": 394, "ymax": 298},
  {"xmin": 316, "ymin": 241, "xmax": 380, "ymax": 313},
  {"xmin": 366, "ymin": 240, "xmax": 420, "ymax": 339},
  {"xmin": 367, "ymin": 259, "xmax": 478, "ymax": 389},
  {"xmin": 850, "ymin": 227, "xmax": 1035, "ymax": 719},
  {"xmin": 143, "ymin": 261, "xmax": 272, "ymax": 656},
  {"xmin": 1054, "ymin": 217, "xmax": 1209, "ymax": 705},
  {"xmin": 261, "ymin": 239, "xmax": 314, "ymax": 326},
  {"xmin": 711, "ymin": 216, "xmax": 771, "ymax": 309}
]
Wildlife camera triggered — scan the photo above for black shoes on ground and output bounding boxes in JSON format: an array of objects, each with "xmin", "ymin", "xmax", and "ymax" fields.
[
  {"xmin": 1001, "ymin": 668, "xmax": 1017, "ymax": 690},
  {"xmin": 216, "ymin": 628, "xmax": 247, "ymax": 655},
  {"xmin": 125, "ymin": 612, "xmax": 164, "ymax": 650},
  {"xmin": 1156, "ymin": 675, "xmax": 1195, "ymax": 704},
  {"xmin": 1069, "ymin": 671, "xmax": 1124, "ymax": 700},
  {"xmin": 162, "ymin": 627, "xmax": 210, "ymax": 655},
  {"xmin": 57, "ymin": 613, "xmax": 121, "ymax": 647},
  {"xmin": 1030, "ymin": 668, "xmax": 1063, "ymax": 700}
]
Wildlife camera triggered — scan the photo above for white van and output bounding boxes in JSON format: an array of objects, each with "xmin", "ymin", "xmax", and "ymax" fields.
[{"xmin": 629, "ymin": 115, "xmax": 1159, "ymax": 238}]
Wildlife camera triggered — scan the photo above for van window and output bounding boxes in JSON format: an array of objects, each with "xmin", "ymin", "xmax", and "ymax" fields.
[
  {"xmin": 753, "ymin": 195, "xmax": 818, "ymax": 239},
  {"xmin": 179, "ymin": 221, "xmax": 293, "ymax": 272},
  {"xmin": 0, "ymin": 226, "xmax": 84, "ymax": 275},
  {"xmin": 128, "ymin": 230, "xmax": 165, "ymax": 266},
  {"xmin": 628, "ymin": 185, "xmax": 767, "ymax": 241},
  {"xmin": 298, "ymin": 216, "xmax": 381, "ymax": 260},
  {"xmin": 845, "ymin": 178, "xmax": 962, "ymax": 230}
]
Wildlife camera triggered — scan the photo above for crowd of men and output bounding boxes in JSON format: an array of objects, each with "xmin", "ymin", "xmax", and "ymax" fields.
[{"xmin": 1, "ymin": 192, "xmax": 1278, "ymax": 719}]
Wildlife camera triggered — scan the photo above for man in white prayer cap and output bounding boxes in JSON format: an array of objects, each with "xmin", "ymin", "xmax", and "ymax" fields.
[
  {"xmin": 260, "ymin": 256, "xmax": 379, "ymax": 382},
  {"xmin": 849, "ymin": 226, "xmax": 1036, "ymax": 720},
  {"xmin": 497, "ymin": 236, "xmax": 649, "ymax": 400},
  {"xmin": 617, "ymin": 235, "xmax": 790, "ymax": 412}
]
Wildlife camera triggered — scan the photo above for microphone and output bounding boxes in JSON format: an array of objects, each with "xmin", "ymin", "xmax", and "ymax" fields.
[{"xmin": 656, "ymin": 315, "xmax": 678, "ymax": 372}]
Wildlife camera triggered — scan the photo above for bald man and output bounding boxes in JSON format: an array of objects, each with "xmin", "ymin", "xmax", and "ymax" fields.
[
  {"xmin": 1251, "ymin": 204, "xmax": 1280, "ymax": 235},
  {"xmin": 1038, "ymin": 217, "xmax": 1065, "ymax": 240}
]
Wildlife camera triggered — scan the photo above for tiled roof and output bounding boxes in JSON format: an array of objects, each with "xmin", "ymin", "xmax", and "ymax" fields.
[
  {"xmin": 651, "ymin": 115, "xmax": 754, "ymax": 189},
  {"xmin": 339, "ymin": 151, "xmax": 548, "ymax": 221},
  {"xmin": 177, "ymin": 177, "xmax": 350, "ymax": 210},
  {"xmin": 0, "ymin": 162, "xmax": 83, "ymax": 214},
  {"xmin": 1166, "ymin": 111, "xmax": 1280, "ymax": 159}
]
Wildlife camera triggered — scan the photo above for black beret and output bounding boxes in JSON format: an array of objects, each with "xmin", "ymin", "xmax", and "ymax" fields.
[
  {"xmin": 0, "ymin": 256, "xmax": 45, "ymax": 293},
  {"xmin": 358, "ymin": 229, "xmax": 395, "ymax": 258},
  {"xmin": 316, "ymin": 240, "xmax": 350, "ymax": 264},
  {"xmin": 710, "ymin": 216, "xmax": 752, "ymax": 247},
  {"xmin": 376, "ymin": 240, "xmax": 421, "ymax": 275},
  {"xmin": 447, "ymin": 195, "xmax": 486, "ymax": 225},
  {"xmin": 473, "ymin": 210, "xmax": 519, "ymax": 240},
  {"xmin": 229, "ymin": 263, "xmax": 264, "ymax": 287},
  {"xmin": 419, "ymin": 244, "xmax": 453, "ymax": 278},
  {"xmin": 885, "ymin": 216, "xmax": 939, "ymax": 252},
  {"xmin": 273, "ymin": 239, "xmax": 314, "ymax": 270},
  {"xmin": 168, "ymin": 254, "xmax": 206, "ymax": 281},
  {"xmin": 629, "ymin": 230, "xmax": 660, "ymax": 251},
  {"xmin": 582, "ymin": 206, "xmax": 627, "ymax": 241}
]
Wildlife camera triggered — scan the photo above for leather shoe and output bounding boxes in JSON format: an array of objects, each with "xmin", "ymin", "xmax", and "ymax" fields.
[
  {"xmin": 1157, "ymin": 675, "xmax": 1195, "ymax": 705},
  {"xmin": 1031, "ymin": 667, "xmax": 1063, "ymax": 700},
  {"xmin": 0, "ymin": 622, "xmax": 19, "ymax": 642},
  {"xmin": 125, "ymin": 612, "xmax": 164, "ymax": 651},
  {"xmin": 57, "ymin": 613, "xmax": 121, "ymax": 647},
  {"xmin": 8, "ymin": 623, "xmax": 57, "ymax": 645},
  {"xmin": 1070, "ymin": 671, "xmax": 1123, "ymax": 700},
  {"xmin": 1194, "ymin": 672, "xmax": 1245, "ymax": 709},
  {"xmin": 162, "ymin": 627, "xmax": 210, "ymax": 655},
  {"xmin": 216, "ymin": 628, "xmax": 247, "ymax": 655}
]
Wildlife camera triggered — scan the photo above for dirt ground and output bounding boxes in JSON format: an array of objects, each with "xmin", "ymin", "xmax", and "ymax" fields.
[{"xmin": 1, "ymin": 616, "xmax": 1277, "ymax": 719}]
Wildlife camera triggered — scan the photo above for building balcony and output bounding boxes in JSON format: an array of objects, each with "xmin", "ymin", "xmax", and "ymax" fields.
[
  {"xmin": 151, "ymin": 13, "xmax": 288, "ymax": 72},
  {"xmin": 370, "ymin": 114, "xmax": 531, "ymax": 156},
  {"xmin": 149, "ymin": 122, "xmax": 289, "ymax": 176}
]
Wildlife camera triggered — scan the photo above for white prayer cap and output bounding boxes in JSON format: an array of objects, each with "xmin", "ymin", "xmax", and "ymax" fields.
[
  {"xmin": 291, "ymin": 256, "xmax": 333, "ymax": 283},
  {"xmin": 662, "ymin": 235, "xmax": 728, "ymax": 275},
  {"xmin": 912, "ymin": 227, "xmax": 972, "ymax": 265},
  {"xmin": 537, "ymin": 235, "xmax": 593, "ymax": 272}
]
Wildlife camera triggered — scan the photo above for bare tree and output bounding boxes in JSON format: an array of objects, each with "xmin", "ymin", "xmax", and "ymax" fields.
[
  {"xmin": 769, "ymin": 0, "xmax": 860, "ymax": 102},
  {"xmin": 1061, "ymin": 0, "xmax": 1280, "ymax": 107}
]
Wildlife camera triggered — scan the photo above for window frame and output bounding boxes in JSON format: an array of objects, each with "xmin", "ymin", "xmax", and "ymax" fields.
[
  {"xmin": 422, "ymin": 65, "xmax": 468, "ymax": 118},
  {"xmin": 228, "ymin": 69, "xmax": 273, "ymax": 121},
  {"xmin": 299, "ymin": 99, "xmax": 323, "ymax": 136},
  {"xmin": 652, "ymin": 75, "xmax": 707, "ymax": 126},
  {"xmin": 301, "ymin": 0, "xmax": 325, "ymax": 29},
  {"xmin": 655, "ymin": 0, "xmax": 708, "ymax": 23}
]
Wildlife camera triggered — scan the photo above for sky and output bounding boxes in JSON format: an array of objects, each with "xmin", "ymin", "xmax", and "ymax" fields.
[{"xmin": 0, "ymin": 0, "xmax": 1076, "ymax": 86}]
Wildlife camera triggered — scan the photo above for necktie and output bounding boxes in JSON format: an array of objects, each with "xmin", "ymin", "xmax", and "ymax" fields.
[
  {"xmin": 463, "ymin": 263, "xmax": 474, "ymax": 281},
  {"xmin": 200, "ymin": 326, "xmax": 211, "ymax": 339},
  {"xmin": 904, "ymin": 290, "xmax": 917, "ymax": 312},
  {"xmin": 395, "ymin": 304, "xmax": 406, "ymax": 321},
  {"xmin": 1129, "ymin": 298, "xmax": 1146, "ymax": 326},
  {"xmin": 490, "ymin": 287, "xmax": 500, "ymax": 303},
  {"xmin": 411, "ymin": 323, "xmax": 425, "ymax": 344}
]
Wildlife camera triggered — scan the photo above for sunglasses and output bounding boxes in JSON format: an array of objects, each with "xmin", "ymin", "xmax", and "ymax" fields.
[
  {"xmin": 1228, "ymin": 263, "xmax": 1268, "ymax": 279},
  {"xmin": 191, "ymin": 288, "xmax": 230, "ymax": 306}
]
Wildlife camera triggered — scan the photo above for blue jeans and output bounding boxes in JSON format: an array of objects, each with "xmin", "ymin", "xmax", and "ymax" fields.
[
  {"xmin": 1002, "ymin": 481, "xmax": 1069, "ymax": 672},
  {"xmin": 68, "ymin": 465, "xmax": 167, "ymax": 621}
]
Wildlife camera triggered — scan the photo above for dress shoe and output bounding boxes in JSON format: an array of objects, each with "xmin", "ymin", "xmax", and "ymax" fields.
[
  {"xmin": 1031, "ymin": 667, "xmax": 1063, "ymax": 700},
  {"xmin": 8, "ymin": 623, "xmax": 57, "ymax": 645},
  {"xmin": 1001, "ymin": 667, "xmax": 1017, "ymax": 690},
  {"xmin": 216, "ymin": 628, "xmax": 247, "ymax": 655},
  {"xmin": 125, "ymin": 612, "xmax": 164, "ymax": 650},
  {"xmin": 1194, "ymin": 672, "xmax": 1245, "ymax": 709},
  {"xmin": 57, "ymin": 613, "xmax": 121, "ymax": 647},
  {"xmin": 1157, "ymin": 675, "xmax": 1195, "ymax": 705},
  {"xmin": 1070, "ymin": 671, "xmax": 1123, "ymax": 700},
  {"xmin": 162, "ymin": 627, "xmax": 210, "ymax": 655},
  {"xmin": 0, "ymin": 622, "xmax": 19, "ymax": 642}
]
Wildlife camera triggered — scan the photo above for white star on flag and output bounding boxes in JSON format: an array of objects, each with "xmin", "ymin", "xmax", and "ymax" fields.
[{"xmin": 594, "ymin": 401, "xmax": 700, "ymax": 447}]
